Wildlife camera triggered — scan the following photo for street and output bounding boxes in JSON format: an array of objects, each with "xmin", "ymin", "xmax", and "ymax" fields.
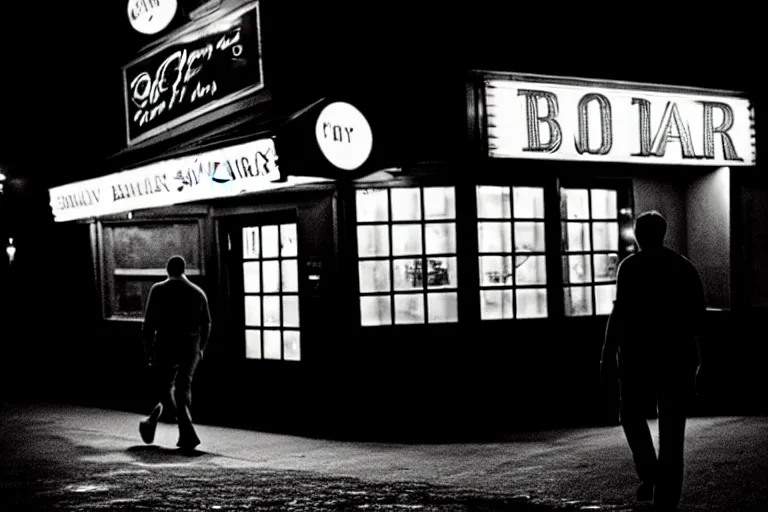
[{"xmin": 1, "ymin": 401, "xmax": 766, "ymax": 511}]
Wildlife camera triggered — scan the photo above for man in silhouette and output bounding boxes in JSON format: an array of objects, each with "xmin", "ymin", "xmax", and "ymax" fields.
[
  {"xmin": 140, "ymin": 255, "xmax": 212, "ymax": 450},
  {"xmin": 601, "ymin": 211, "xmax": 705, "ymax": 510}
]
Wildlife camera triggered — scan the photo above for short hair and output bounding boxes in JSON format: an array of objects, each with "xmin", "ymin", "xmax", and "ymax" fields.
[
  {"xmin": 166, "ymin": 255, "xmax": 186, "ymax": 277},
  {"xmin": 634, "ymin": 210, "xmax": 667, "ymax": 249}
]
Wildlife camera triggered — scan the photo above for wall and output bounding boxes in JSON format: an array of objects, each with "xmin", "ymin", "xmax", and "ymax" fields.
[
  {"xmin": 633, "ymin": 177, "xmax": 687, "ymax": 255},
  {"xmin": 686, "ymin": 167, "xmax": 731, "ymax": 309}
]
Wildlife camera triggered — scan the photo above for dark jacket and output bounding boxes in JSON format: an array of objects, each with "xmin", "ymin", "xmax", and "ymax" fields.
[
  {"xmin": 603, "ymin": 246, "xmax": 706, "ymax": 377},
  {"xmin": 143, "ymin": 275, "xmax": 212, "ymax": 363}
]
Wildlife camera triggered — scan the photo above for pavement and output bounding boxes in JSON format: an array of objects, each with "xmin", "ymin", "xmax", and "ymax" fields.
[{"xmin": 1, "ymin": 401, "xmax": 767, "ymax": 511}]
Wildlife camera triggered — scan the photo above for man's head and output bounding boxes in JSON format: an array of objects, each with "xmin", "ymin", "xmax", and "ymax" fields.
[
  {"xmin": 634, "ymin": 210, "xmax": 667, "ymax": 250},
  {"xmin": 166, "ymin": 255, "xmax": 186, "ymax": 277}
]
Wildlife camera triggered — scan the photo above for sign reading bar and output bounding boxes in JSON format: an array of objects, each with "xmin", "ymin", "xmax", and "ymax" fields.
[
  {"xmin": 484, "ymin": 74, "xmax": 756, "ymax": 166},
  {"xmin": 49, "ymin": 138, "xmax": 280, "ymax": 223},
  {"xmin": 123, "ymin": 1, "xmax": 264, "ymax": 146}
]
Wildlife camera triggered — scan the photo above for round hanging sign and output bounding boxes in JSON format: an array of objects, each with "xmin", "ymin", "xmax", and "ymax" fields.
[
  {"xmin": 315, "ymin": 102, "xmax": 373, "ymax": 171},
  {"xmin": 127, "ymin": 0, "xmax": 178, "ymax": 35}
]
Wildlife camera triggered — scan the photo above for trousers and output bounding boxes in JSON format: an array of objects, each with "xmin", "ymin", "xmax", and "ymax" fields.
[{"xmin": 150, "ymin": 353, "xmax": 201, "ymax": 446}]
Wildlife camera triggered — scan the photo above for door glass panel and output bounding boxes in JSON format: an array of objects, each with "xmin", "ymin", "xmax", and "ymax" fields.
[
  {"xmin": 562, "ymin": 189, "xmax": 590, "ymax": 219},
  {"xmin": 480, "ymin": 289, "xmax": 513, "ymax": 320},
  {"xmin": 243, "ymin": 262, "xmax": 261, "ymax": 293},
  {"xmin": 356, "ymin": 189, "xmax": 388, "ymax": 222},
  {"xmin": 263, "ymin": 330, "xmax": 281, "ymax": 360},
  {"xmin": 565, "ymin": 286, "xmax": 593, "ymax": 316},
  {"xmin": 394, "ymin": 294, "xmax": 424, "ymax": 324},
  {"xmin": 479, "ymin": 256, "xmax": 513, "ymax": 286},
  {"xmin": 283, "ymin": 331, "xmax": 301, "ymax": 361},
  {"xmin": 245, "ymin": 329, "xmax": 261, "ymax": 359},
  {"xmin": 359, "ymin": 260, "xmax": 390, "ymax": 293},
  {"xmin": 280, "ymin": 224, "xmax": 298, "ymax": 257},
  {"xmin": 244, "ymin": 296, "xmax": 261, "ymax": 327},
  {"xmin": 262, "ymin": 261, "xmax": 280, "ymax": 293},
  {"xmin": 243, "ymin": 227, "xmax": 260, "ymax": 259},
  {"xmin": 283, "ymin": 296, "xmax": 299, "ymax": 327},
  {"xmin": 392, "ymin": 224, "xmax": 422, "ymax": 255},
  {"xmin": 263, "ymin": 296, "xmax": 281, "ymax": 326},
  {"xmin": 427, "ymin": 292, "xmax": 458, "ymax": 323},
  {"xmin": 517, "ymin": 288, "xmax": 547, "ymax": 318},
  {"xmin": 591, "ymin": 189, "xmax": 618, "ymax": 219},
  {"xmin": 564, "ymin": 255, "xmax": 592, "ymax": 283},
  {"xmin": 281, "ymin": 260, "xmax": 298, "ymax": 292},
  {"xmin": 564, "ymin": 222, "xmax": 591, "ymax": 251},
  {"xmin": 513, "ymin": 187, "xmax": 545, "ymax": 219},
  {"xmin": 593, "ymin": 222, "xmax": 619, "ymax": 251},
  {"xmin": 478, "ymin": 222, "xmax": 512, "ymax": 253},
  {"xmin": 477, "ymin": 185, "xmax": 511, "ymax": 219},
  {"xmin": 515, "ymin": 222, "xmax": 546, "ymax": 252},
  {"xmin": 261, "ymin": 225, "xmax": 279, "ymax": 258},
  {"xmin": 516, "ymin": 255, "xmax": 547, "ymax": 285},
  {"xmin": 357, "ymin": 225, "xmax": 390, "ymax": 257},
  {"xmin": 360, "ymin": 296, "xmax": 392, "ymax": 326}
]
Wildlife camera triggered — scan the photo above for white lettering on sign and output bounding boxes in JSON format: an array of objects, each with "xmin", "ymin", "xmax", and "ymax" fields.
[
  {"xmin": 128, "ymin": 0, "xmax": 178, "ymax": 35},
  {"xmin": 315, "ymin": 102, "xmax": 373, "ymax": 171},
  {"xmin": 485, "ymin": 76, "xmax": 756, "ymax": 166},
  {"xmin": 49, "ymin": 138, "xmax": 281, "ymax": 222}
]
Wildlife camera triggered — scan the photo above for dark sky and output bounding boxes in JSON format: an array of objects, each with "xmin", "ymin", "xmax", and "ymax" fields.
[{"xmin": 0, "ymin": 1, "xmax": 759, "ymax": 185}]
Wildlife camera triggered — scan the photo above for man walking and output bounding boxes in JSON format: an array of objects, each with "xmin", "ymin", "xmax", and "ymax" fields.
[
  {"xmin": 140, "ymin": 255, "xmax": 212, "ymax": 450},
  {"xmin": 601, "ymin": 211, "xmax": 705, "ymax": 510}
]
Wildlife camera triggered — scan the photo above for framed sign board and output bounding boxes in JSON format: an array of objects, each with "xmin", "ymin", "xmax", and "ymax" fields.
[{"xmin": 122, "ymin": 1, "xmax": 264, "ymax": 146}]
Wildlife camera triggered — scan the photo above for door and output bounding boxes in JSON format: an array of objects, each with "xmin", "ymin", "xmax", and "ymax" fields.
[{"xmin": 229, "ymin": 215, "xmax": 302, "ymax": 363}]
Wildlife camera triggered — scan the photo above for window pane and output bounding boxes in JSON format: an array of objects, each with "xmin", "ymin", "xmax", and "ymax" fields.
[
  {"xmin": 112, "ymin": 223, "xmax": 199, "ymax": 269},
  {"xmin": 594, "ymin": 254, "xmax": 619, "ymax": 282},
  {"xmin": 478, "ymin": 222, "xmax": 512, "ymax": 253},
  {"xmin": 591, "ymin": 189, "xmax": 618, "ymax": 219},
  {"xmin": 264, "ymin": 330, "xmax": 281, "ymax": 360},
  {"xmin": 114, "ymin": 278, "xmax": 154, "ymax": 316},
  {"xmin": 394, "ymin": 294, "xmax": 424, "ymax": 324},
  {"xmin": 424, "ymin": 187, "xmax": 456, "ymax": 220},
  {"xmin": 516, "ymin": 255, "xmax": 547, "ymax": 285},
  {"xmin": 243, "ymin": 262, "xmax": 261, "ymax": 293},
  {"xmin": 359, "ymin": 260, "xmax": 391, "ymax": 292},
  {"xmin": 263, "ymin": 296, "xmax": 281, "ymax": 326},
  {"xmin": 357, "ymin": 225, "xmax": 390, "ymax": 257},
  {"xmin": 280, "ymin": 224, "xmax": 298, "ymax": 257},
  {"xmin": 282, "ymin": 296, "xmax": 300, "ymax": 327},
  {"xmin": 391, "ymin": 188, "xmax": 421, "ymax": 221},
  {"xmin": 261, "ymin": 225, "xmax": 279, "ymax": 258},
  {"xmin": 243, "ymin": 227, "xmax": 260, "ymax": 259},
  {"xmin": 426, "ymin": 257, "xmax": 457, "ymax": 288},
  {"xmin": 245, "ymin": 329, "xmax": 261, "ymax": 359},
  {"xmin": 565, "ymin": 286, "xmax": 593, "ymax": 316},
  {"xmin": 283, "ymin": 331, "xmax": 301, "ymax": 361},
  {"xmin": 428, "ymin": 292, "xmax": 458, "ymax": 323},
  {"xmin": 593, "ymin": 222, "xmax": 619, "ymax": 251},
  {"xmin": 477, "ymin": 185, "xmax": 511, "ymax": 219},
  {"xmin": 564, "ymin": 222, "xmax": 591, "ymax": 251},
  {"xmin": 281, "ymin": 260, "xmax": 298, "ymax": 292},
  {"xmin": 392, "ymin": 224, "xmax": 422, "ymax": 255},
  {"xmin": 563, "ymin": 255, "xmax": 592, "ymax": 283},
  {"xmin": 516, "ymin": 288, "xmax": 548, "ymax": 318},
  {"xmin": 481, "ymin": 289, "xmax": 513, "ymax": 320},
  {"xmin": 393, "ymin": 258, "xmax": 423, "ymax": 290},
  {"xmin": 479, "ymin": 256, "xmax": 513, "ymax": 286},
  {"xmin": 514, "ymin": 187, "xmax": 545, "ymax": 219},
  {"xmin": 361, "ymin": 296, "xmax": 392, "ymax": 326},
  {"xmin": 515, "ymin": 222, "xmax": 546, "ymax": 252},
  {"xmin": 244, "ymin": 296, "xmax": 261, "ymax": 326},
  {"xmin": 262, "ymin": 261, "xmax": 280, "ymax": 293},
  {"xmin": 425, "ymin": 223, "xmax": 456, "ymax": 254},
  {"xmin": 356, "ymin": 189, "xmax": 389, "ymax": 222},
  {"xmin": 561, "ymin": 189, "xmax": 590, "ymax": 220},
  {"xmin": 595, "ymin": 285, "xmax": 617, "ymax": 315}
]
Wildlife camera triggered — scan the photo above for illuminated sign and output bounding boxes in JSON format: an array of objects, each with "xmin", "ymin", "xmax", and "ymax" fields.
[
  {"xmin": 49, "ymin": 138, "xmax": 280, "ymax": 222},
  {"xmin": 315, "ymin": 102, "xmax": 373, "ymax": 170},
  {"xmin": 127, "ymin": 0, "xmax": 178, "ymax": 35},
  {"xmin": 123, "ymin": 1, "xmax": 264, "ymax": 146},
  {"xmin": 483, "ymin": 74, "xmax": 756, "ymax": 166}
]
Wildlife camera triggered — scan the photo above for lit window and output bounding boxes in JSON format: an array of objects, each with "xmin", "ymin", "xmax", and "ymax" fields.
[
  {"xmin": 477, "ymin": 186, "xmax": 548, "ymax": 319},
  {"xmin": 561, "ymin": 188, "xmax": 619, "ymax": 316},
  {"xmin": 242, "ymin": 223, "xmax": 300, "ymax": 361},
  {"xmin": 356, "ymin": 187, "xmax": 458, "ymax": 326}
]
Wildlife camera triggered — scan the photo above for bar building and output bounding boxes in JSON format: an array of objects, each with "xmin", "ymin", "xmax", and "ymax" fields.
[{"xmin": 46, "ymin": 1, "xmax": 759, "ymax": 435}]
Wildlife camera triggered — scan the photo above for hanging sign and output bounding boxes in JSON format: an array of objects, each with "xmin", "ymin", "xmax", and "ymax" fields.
[
  {"xmin": 49, "ymin": 138, "xmax": 280, "ymax": 222},
  {"xmin": 123, "ymin": 1, "xmax": 264, "ymax": 146},
  {"xmin": 315, "ymin": 102, "xmax": 373, "ymax": 171},
  {"xmin": 127, "ymin": 0, "xmax": 178, "ymax": 35},
  {"xmin": 483, "ymin": 73, "xmax": 756, "ymax": 166}
]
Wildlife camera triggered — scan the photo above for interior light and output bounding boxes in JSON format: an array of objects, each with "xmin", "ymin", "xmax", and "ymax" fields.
[{"xmin": 6, "ymin": 238, "xmax": 16, "ymax": 265}]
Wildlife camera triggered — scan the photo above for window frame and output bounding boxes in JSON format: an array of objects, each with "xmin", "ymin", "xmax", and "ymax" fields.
[
  {"xmin": 98, "ymin": 218, "xmax": 206, "ymax": 322},
  {"xmin": 352, "ymin": 180, "xmax": 461, "ymax": 327}
]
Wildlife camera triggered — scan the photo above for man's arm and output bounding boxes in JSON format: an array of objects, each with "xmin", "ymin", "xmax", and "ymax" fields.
[
  {"xmin": 142, "ymin": 286, "xmax": 158, "ymax": 365},
  {"xmin": 199, "ymin": 293, "xmax": 212, "ymax": 358},
  {"xmin": 601, "ymin": 262, "xmax": 629, "ymax": 382}
]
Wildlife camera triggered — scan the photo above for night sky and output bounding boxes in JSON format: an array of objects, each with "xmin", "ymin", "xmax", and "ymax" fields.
[{"xmin": 0, "ymin": 1, "xmax": 759, "ymax": 187}]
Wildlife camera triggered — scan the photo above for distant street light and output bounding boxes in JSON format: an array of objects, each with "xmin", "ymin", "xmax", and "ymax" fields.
[{"xmin": 6, "ymin": 238, "xmax": 16, "ymax": 266}]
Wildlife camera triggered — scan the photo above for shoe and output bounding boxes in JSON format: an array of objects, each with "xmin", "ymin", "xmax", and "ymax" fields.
[
  {"xmin": 139, "ymin": 419, "xmax": 158, "ymax": 444},
  {"xmin": 177, "ymin": 432, "xmax": 201, "ymax": 451},
  {"xmin": 637, "ymin": 480, "xmax": 655, "ymax": 502}
]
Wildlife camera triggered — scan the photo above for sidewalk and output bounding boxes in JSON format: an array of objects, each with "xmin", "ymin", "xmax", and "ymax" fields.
[{"xmin": 1, "ymin": 401, "xmax": 766, "ymax": 510}]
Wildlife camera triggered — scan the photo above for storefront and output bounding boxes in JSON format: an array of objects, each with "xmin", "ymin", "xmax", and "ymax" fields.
[{"xmin": 46, "ymin": 1, "xmax": 758, "ymax": 435}]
